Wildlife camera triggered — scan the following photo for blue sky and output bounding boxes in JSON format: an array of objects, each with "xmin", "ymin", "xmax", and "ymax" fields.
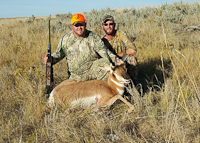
[{"xmin": 0, "ymin": 0, "xmax": 199, "ymax": 18}]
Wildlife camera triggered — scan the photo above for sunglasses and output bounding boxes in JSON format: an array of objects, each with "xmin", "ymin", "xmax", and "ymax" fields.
[
  {"xmin": 103, "ymin": 23, "xmax": 114, "ymax": 26},
  {"xmin": 74, "ymin": 23, "xmax": 85, "ymax": 27}
]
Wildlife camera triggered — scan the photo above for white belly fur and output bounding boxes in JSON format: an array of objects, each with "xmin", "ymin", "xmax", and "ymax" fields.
[
  {"xmin": 71, "ymin": 95, "xmax": 100, "ymax": 108},
  {"xmin": 48, "ymin": 91, "xmax": 101, "ymax": 109}
]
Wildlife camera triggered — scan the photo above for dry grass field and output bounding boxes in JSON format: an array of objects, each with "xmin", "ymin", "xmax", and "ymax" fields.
[{"xmin": 0, "ymin": 1, "xmax": 200, "ymax": 142}]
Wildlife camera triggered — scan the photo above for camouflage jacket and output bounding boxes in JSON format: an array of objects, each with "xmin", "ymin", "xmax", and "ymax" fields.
[
  {"xmin": 102, "ymin": 30, "xmax": 136, "ymax": 55},
  {"xmin": 52, "ymin": 29, "xmax": 115, "ymax": 75}
]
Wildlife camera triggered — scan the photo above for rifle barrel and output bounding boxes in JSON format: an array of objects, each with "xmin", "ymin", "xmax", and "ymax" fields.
[
  {"xmin": 46, "ymin": 20, "xmax": 53, "ymax": 99},
  {"xmin": 49, "ymin": 20, "xmax": 50, "ymax": 43}
]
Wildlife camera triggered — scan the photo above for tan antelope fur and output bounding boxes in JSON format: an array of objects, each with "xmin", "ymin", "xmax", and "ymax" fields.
[{"xmin": 48, "ymin": 63, "xmax": 135, "ymax": 113}]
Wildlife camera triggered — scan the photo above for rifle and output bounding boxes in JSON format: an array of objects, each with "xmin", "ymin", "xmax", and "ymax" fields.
[{"xmin": 46, "ymin": 20, "xmax": 54, "ymax": 99}]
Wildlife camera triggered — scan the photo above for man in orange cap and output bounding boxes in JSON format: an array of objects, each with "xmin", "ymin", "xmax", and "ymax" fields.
[
  {"xmin": 70, "ymin": 13, "xmax": 86, "ymax": 38},
  {"xmin": 44, "ymin": 14, "xmax": 117, "ymax": 82}
]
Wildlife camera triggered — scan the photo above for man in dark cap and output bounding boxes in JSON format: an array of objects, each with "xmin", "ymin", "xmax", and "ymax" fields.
[{"xmin": 101, "ymin": 15, "xmax": 138, "ymax": 85}]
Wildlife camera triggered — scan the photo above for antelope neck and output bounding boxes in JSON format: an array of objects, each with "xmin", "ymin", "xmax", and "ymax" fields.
[{"xmin": 108, "ymin": 76, "xmax": 125, "ymax": 95}]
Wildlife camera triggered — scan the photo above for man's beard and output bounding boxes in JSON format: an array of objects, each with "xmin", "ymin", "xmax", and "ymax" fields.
[{"xmin": 104, "ymin": 28, "xmax": 115, "ymax": 35}]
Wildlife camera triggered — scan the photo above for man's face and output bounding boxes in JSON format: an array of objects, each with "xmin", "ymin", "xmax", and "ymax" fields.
[
  {"xmin": 71, "ymin": 22, "xmax": 86, "ymax": 38},
  {"xmin": 101, "ymin": 20, "xmax": 115, "ymax": 35}
]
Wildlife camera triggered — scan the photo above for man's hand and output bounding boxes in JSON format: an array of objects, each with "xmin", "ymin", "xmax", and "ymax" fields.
[
  {"xmin": 117, "ymin": 49, "xmax": 136, "ymax": 57},
  {"xmin": 115, "ymin": 57, "xmax": 124, "ymax": 64},
  {"xmin": 44, "ymin": 54, "xmax": 52, "ymax": 64},
  {"xmin": 116, "ymin": 58, "xmax": 122, "ymax": 64}
]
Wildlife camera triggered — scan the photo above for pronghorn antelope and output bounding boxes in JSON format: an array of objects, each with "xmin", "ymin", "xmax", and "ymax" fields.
[
  {"xmin": 48, "ymin": 42, "xmax": 135, "ymax": 113},
  {"xmin": 48, "ymin": 62, "xmax": 134, "ymax": 113}
]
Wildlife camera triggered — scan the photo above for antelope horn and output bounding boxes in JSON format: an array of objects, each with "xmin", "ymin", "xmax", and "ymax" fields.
[
  {"xmin": 120, "ymin": 41, "xmax": 129, "ymax": 61},
  {"xmin": 106, "ymin": 47, "xmax": 115, "ymax": 66}
]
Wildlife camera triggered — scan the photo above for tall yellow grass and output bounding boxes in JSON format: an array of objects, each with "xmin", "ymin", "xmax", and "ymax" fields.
[{"xmin": 0, "ymin": 2, "xmax": 200, "ymax": 142}]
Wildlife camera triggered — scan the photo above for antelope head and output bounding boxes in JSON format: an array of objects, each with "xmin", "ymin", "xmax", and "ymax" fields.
[
  {"xmin": 100, "ymin": 62, "xmax": 130, "ymax": 96},
  {"xmin": 106, "ymin": 41, "xmax": 130, "ymax": 67}
]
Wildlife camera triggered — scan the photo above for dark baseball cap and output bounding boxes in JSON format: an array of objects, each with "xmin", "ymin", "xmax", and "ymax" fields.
[{"xmin": 102, "ymin": 15, "xmax": 114, "ymax": 23}]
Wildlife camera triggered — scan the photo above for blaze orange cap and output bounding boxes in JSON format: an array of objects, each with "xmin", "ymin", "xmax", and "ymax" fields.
[{"xmin": 71, "ymin": 14, "xmax": 85, "ymax": 25}]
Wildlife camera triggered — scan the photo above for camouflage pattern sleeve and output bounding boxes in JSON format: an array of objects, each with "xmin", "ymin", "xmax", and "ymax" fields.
[
  {"xmin": 93, "ymin": 33, "xmax": 116, "ymax": 62},
  {"xmin": 51, "ymin": 39, "xmax": 66, "ymax": 65},
  {"xmin": 120, "ymin": 31, "xmax": 136, "ymax": 52}
]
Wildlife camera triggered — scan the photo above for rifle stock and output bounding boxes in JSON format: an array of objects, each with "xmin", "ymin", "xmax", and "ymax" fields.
[{"xmin": 46, "ymin": 20, "xmax": 54, "ymax": 99}]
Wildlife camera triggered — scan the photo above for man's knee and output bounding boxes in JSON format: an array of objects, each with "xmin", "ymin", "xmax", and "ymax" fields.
[
  {"xmin": 89, "ymin": 68, "xmax": 109, "ymax": 81},
  {"xmin": 127, "ymin": 55, "xmax": 137, "ymax": 66}
]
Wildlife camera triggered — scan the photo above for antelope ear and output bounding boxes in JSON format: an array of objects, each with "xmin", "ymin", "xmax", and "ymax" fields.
[
  {"xmin": 99, "ymin": 65, "xmax": 113, "ymax": 71},
  {"xmin": 121, "ymin": 63, "xmax": 127, "ymax": 70}
]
